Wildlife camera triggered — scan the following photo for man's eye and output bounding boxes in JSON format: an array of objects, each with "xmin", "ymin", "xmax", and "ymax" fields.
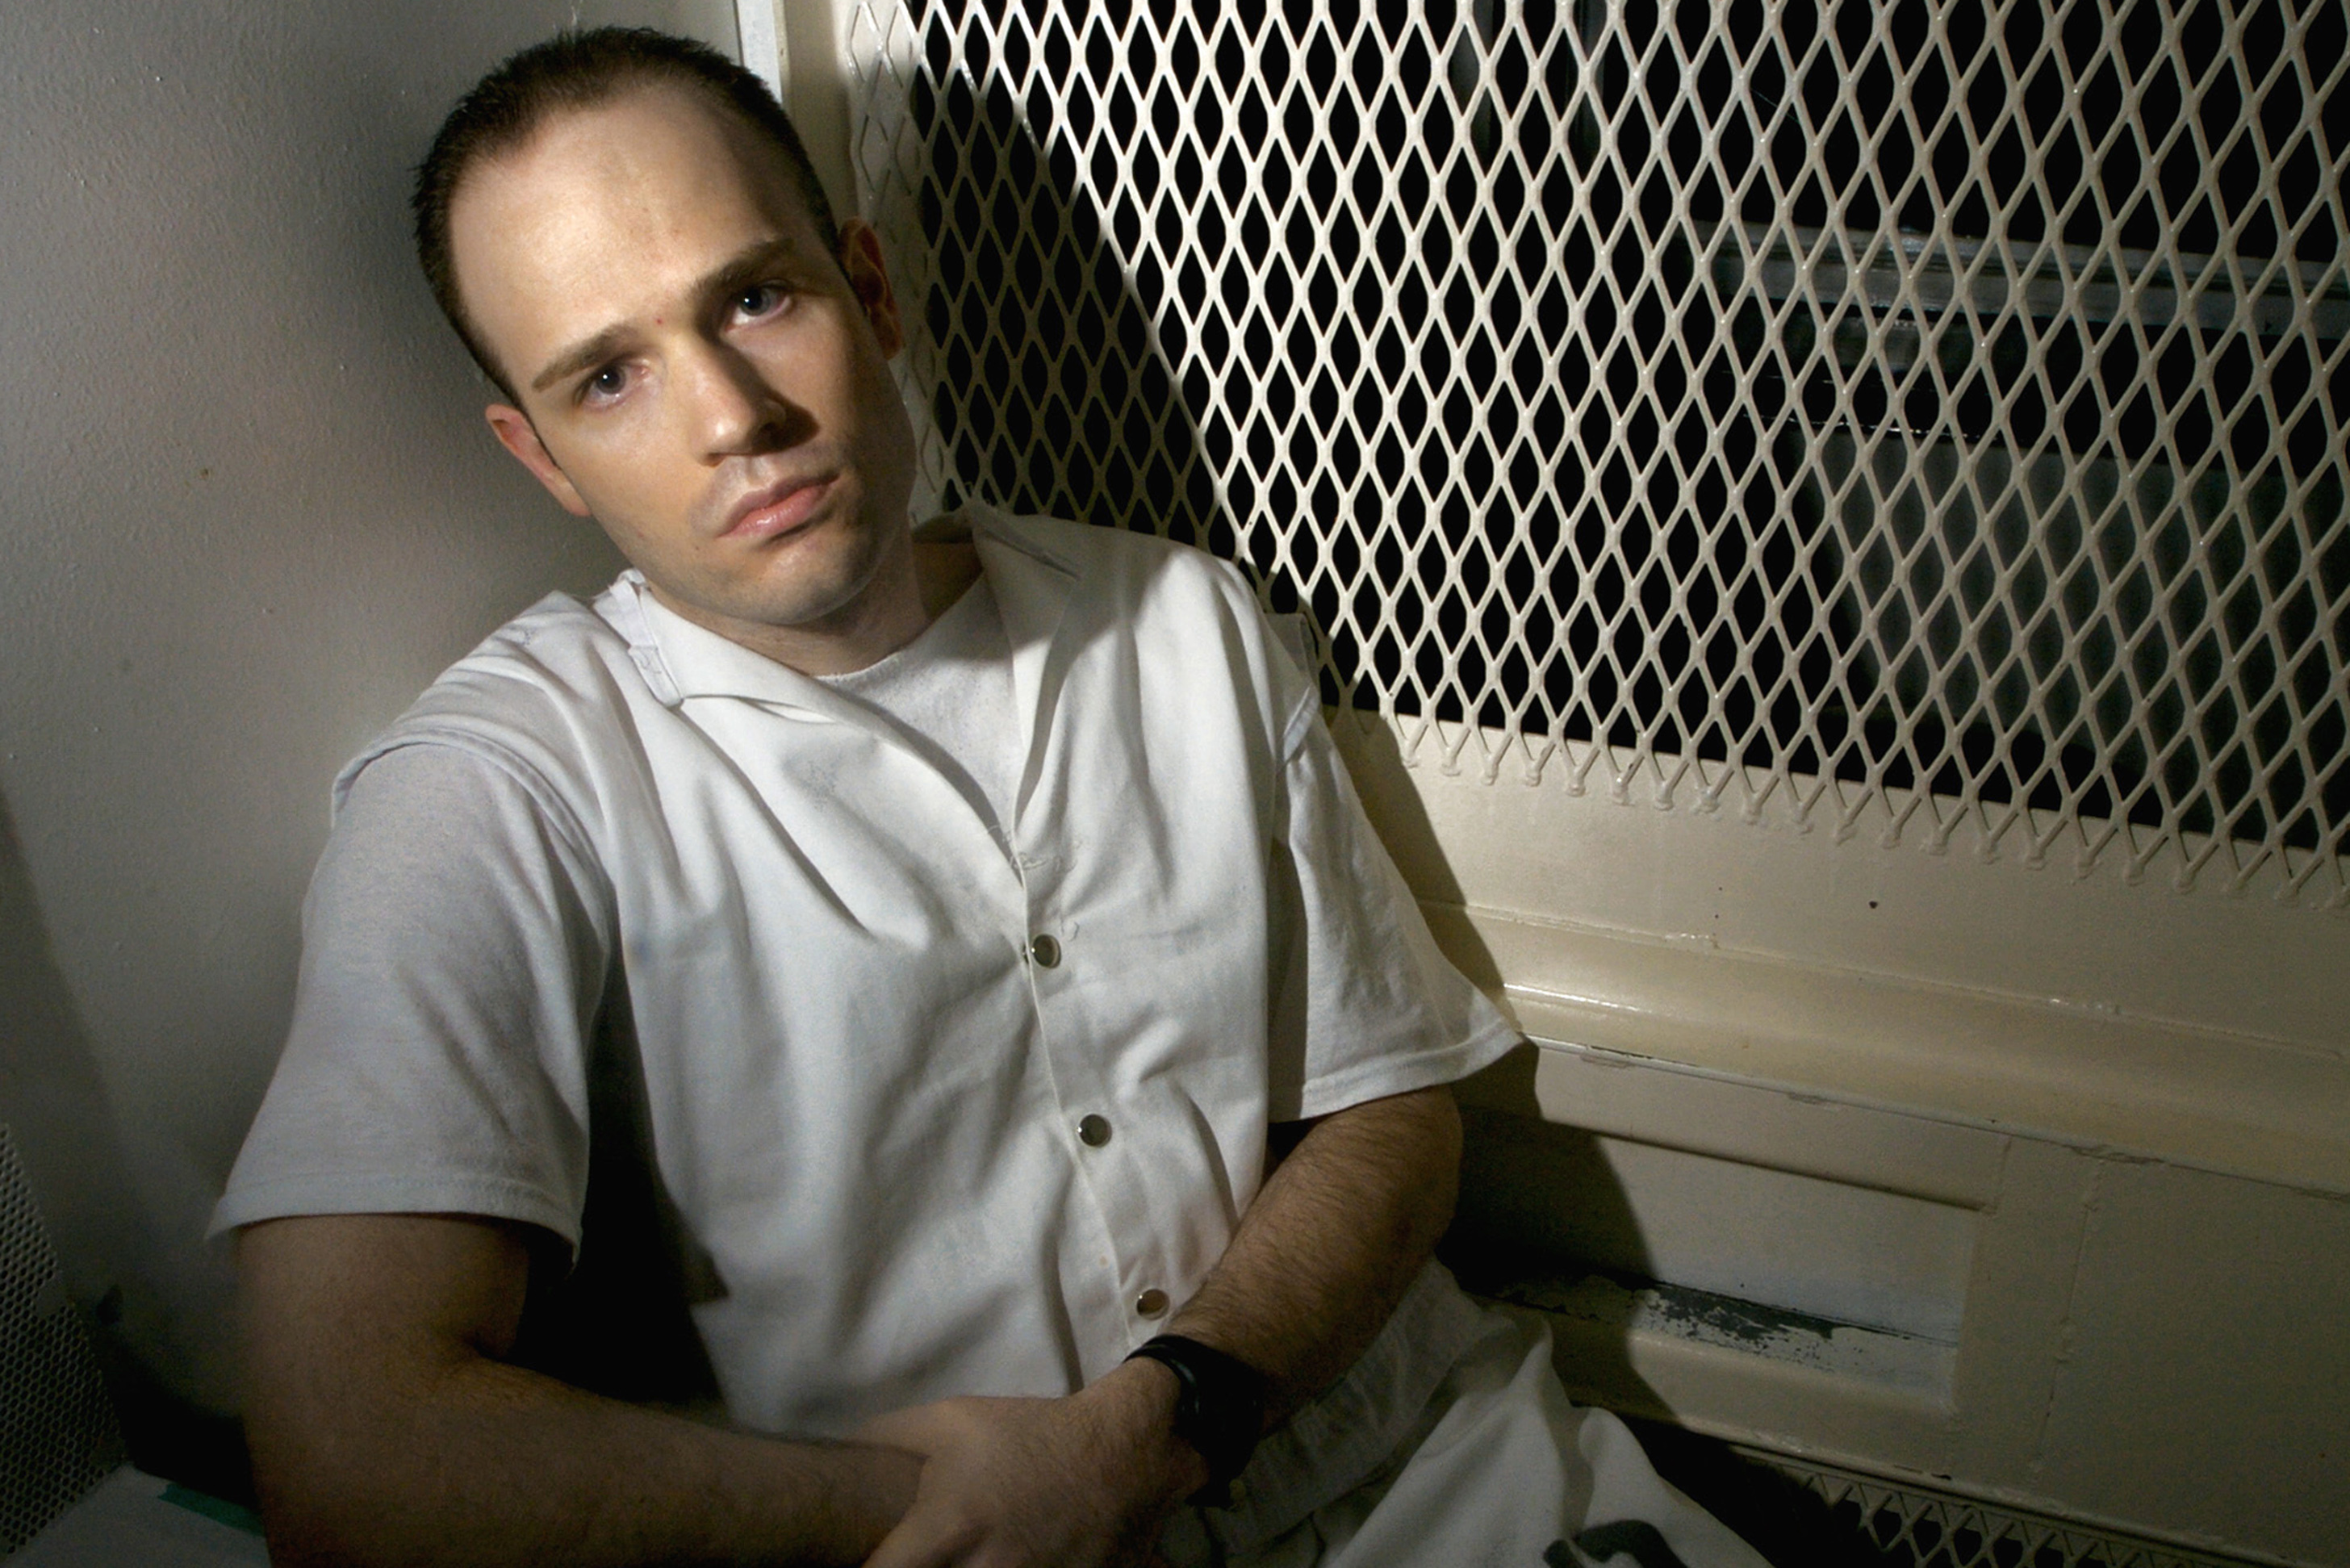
[
  {"xmin": 734, "ymin": 283, "xmax": 788, "ymax": 320},
  {"xmin": 582, "ymin": 365, "xmax": 630, "ymax": 403}
]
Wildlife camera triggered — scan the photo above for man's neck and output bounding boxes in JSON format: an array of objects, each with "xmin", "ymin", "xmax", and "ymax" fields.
[
  {"xmin": 645, "ymin": 539, "xmax": 982, "ymax": 679},
  {"xmin": 912, "ymin": 539, "xmax": 984, "ymax": 621}
]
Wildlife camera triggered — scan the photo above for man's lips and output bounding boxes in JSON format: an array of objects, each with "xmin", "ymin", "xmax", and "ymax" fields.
[{"xmin": 720, "ymin": 473, "xmax": 840, "ymax": 541}]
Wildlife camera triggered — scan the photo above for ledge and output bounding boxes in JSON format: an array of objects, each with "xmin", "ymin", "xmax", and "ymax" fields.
[
  {"xmin": 1428, "ymin": 899, "xmax": 2350, "ymax": 1198},
  {"xmin": 1329, "ymin": 713, "xmax": 2350, "ymax": 1198}
]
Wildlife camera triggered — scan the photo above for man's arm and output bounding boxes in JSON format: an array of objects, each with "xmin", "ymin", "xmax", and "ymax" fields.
[
  {"xmin": 854, "ymin": 1083, "xmax": 1462, "ymax": 1568},
  {"xmin": 239, "ymin": 1212, "xmax": 919, "ymax": 1568},
  {"xmin": 1168, "ymin": 1081, "xmax": 1461, "ymax": 1424}
]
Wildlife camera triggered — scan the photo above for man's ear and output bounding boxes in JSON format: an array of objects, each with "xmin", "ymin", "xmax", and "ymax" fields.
[
  {"xmin": 836, "ymin": 219, "xmax": 905, "ymax": 358},
  {"xmin": 485, "ymin": 403, "xmax": 592, "ymax": 517}
]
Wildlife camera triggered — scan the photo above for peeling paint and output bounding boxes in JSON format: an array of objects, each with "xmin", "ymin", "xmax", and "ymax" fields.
[{"xmin": 1480, "ymin": 1268, "xmax": 1957, "ymax": 1401}]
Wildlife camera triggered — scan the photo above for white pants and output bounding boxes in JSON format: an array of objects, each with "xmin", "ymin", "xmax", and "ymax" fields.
[{"xmin": 1164, "ymin": 1305, "xmax": 1771, "ymax": 1568}]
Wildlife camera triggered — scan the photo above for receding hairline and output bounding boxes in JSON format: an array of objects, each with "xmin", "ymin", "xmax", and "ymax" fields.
[{"xmin": 441, "ymin": 79, "xmax": 845, "ymax": 402}]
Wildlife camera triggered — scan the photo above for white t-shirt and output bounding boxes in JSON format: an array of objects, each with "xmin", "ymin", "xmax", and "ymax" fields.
[
  {"xmin": 813, "ymin": 572, "xmax": 1019, "ymax": 838},
  {"xmin": 215, "ymin": 504, "xmax": 1521, "ymax": 1534}
]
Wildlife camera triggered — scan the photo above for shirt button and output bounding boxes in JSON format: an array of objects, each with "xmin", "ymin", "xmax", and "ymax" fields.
[
  {"xmin": 1077, "ymin": 1114, "xmax": 1112, "ymax": 1148},
  {"xmin": 1029, "ymin": 933, "xmax": 1062, "ymax": 968},
  {"xmin": 1135, "ymin": 1288, "xmax": 1170, "ymax": 1318}
]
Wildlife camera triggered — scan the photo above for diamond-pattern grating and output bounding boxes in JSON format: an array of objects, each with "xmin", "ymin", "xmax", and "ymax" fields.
[
  {"xmin": 1736, "ymin": 1448, "xmax": 2264, "ymax": 1568},
  {"xmin": 843, "ymin": 0, "xmax": 2350, "ymax": 904},
  {"xmin": 0, "ymin": 1124, "xmax": 121, "ymax": 1553}
]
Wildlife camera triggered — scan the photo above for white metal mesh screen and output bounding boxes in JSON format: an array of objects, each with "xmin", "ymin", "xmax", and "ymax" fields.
[
  {"xmin": 841, "ymin": 0, "xmax": 2350, "ymax": 903},
  {"xmin": 0, "ymin": 1125, "xmax": 121, "ymax": 1553},
  {"xmin": 1733, "ymin": 1449, "xmax": 2260, "ymax": 1568},
  {"xmin": 1729, "ymin": 1457, "xmax": 2256, "ymax": 1561}
]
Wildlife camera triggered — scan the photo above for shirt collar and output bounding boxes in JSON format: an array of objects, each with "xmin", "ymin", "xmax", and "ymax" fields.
[{"xmin": 594, "ymin": 500, "xmax": 1082, "ymax": 714}]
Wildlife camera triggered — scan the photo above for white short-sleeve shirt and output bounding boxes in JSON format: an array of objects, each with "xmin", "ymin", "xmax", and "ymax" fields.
[{"xmin": 216, "ymin": 505, "xmax": 1519, "ymax": 1456}]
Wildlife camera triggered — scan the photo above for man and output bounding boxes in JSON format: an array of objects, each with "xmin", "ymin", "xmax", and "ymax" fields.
[{"xmin": 215, "ymin": 27, "xmax": 1767, "ymax": 1568}]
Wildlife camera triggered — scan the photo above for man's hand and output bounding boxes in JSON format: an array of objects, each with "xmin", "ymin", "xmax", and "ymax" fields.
[
  {"xmin": 855, "ymin": 1358, "xmax": 1208, "ymax": 1568},
  {"xmin": 851, "ymin": 1085, "xmax": 1462, "ymax": 1568}
]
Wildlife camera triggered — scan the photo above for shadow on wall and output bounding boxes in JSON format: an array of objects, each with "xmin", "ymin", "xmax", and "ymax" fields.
[
  {"xmin": 905, "ymin": 64, "xmax": 1670, "ymax": 1421},
  {"xmin": 1333, "ymin": 725, "xmax": 1671, "ymax": 1420},
  {"xmin": 0, "ymin": 790, "xmax": 251, "ymax": 1504},
  {"xmin": 908, "ymin": 63, "xmax": 1246, "ymax": 591}
]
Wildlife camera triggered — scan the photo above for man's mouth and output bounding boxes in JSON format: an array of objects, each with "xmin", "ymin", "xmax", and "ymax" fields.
[{"xmin": 721, "ymin": 472, "xmax": 841, "ymax": 541}]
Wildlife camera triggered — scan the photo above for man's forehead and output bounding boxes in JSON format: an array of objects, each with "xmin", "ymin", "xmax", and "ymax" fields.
[
  {"xmin": 454, "ymin": 84, "xmax": 810, "ymax": 250},
  {"xmin": 446, "ymin": 84, "xmax": 826, "ymax": 379}
]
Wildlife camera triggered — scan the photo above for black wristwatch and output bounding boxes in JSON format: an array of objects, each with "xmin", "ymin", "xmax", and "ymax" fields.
[{"xmin": 1124, "ymin": 1334, "xmax": 1268, "ymax": 1506}]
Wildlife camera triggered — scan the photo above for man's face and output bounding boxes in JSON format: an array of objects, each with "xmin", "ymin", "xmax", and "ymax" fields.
[{"xmin": 450, "ymin": 86, "xmax": 919, "ymax": 650}]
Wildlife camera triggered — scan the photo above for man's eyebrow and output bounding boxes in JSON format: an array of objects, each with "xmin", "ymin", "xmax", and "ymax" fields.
[
  {"xmin": 700, "ymin": 236, "xmax": 801, "ymax": 300},
  {"xmin": 525, "ymin": 237, "xmax": 809, "ymax": 396},
  {"xmin": 530, "ymin": 325, "xmax": 632, "ymax": 394}
]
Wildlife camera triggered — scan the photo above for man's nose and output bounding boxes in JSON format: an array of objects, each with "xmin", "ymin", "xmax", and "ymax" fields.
[{"xmin": 681, "ymin": 339, "xmax": 802, "ymax": 460}]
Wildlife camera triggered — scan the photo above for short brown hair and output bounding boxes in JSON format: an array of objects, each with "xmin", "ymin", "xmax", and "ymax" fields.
[{"xmin": 412, "ymin": 27, "xmax": 841, "ymax": 399}]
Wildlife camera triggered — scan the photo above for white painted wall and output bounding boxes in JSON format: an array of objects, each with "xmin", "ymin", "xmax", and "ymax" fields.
[{"xmin": 0, "ymin": 0, "xmax": 734, "ymax": 1453}]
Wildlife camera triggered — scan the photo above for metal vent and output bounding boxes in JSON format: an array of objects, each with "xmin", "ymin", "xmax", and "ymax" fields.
[
  {"xmin": 0, "ymin": 1124, "xmax": 122, "ymax": 1553},
  {"xmin": 841, "ymin": 0, "xmax": 2349, "ymax": 903},
  {"xmin": 1738, "ymin": 1449, "xmax": 2263, "ymax": 1568}
]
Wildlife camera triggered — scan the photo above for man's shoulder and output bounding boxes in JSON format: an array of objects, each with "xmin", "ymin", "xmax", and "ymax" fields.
[
  {"xmin": 967, "ymin": 504, "xmax": 1215, "ymax": 567},
  {"xmin": 961, "ymin": 503, "xmax": 1318, "ymax": 739},
  {"xmin": 960, "ymin": 504, "xmax": 1261, "ymax": 623},
  {"xmin": 331, "ymin": 581, "xmax": 659, "ymax": 822},
  {"xmin": 407, "ymin": 585, "xmax": 651, "ymax": 723}
]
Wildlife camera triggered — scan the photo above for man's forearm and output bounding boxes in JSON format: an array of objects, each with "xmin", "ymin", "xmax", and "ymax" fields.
[
  {"xmin": 1166, "ymin": 1084, "xmax": 1462, "ymax": 1424},
  {"xmin": 261, "ymin": 1354, "xmax": 912, "ymax": 1568},
  {"xmin": 240, "ymin": 1215, "xmax": 918, "ymax": 1568}
]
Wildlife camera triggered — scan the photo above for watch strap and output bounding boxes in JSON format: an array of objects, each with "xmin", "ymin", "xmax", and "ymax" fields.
[{"xmin": 1124, "ymin": 1333, "xmax": 1268, "ymax": 1506}]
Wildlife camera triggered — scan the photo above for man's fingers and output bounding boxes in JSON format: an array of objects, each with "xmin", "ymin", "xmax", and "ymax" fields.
[
  {"xmin": 852, "ymin": 1396, "xmax": 985, "ymax": 1454},
  {"xmin": 859, "ymin": 1510, "xmax": 965, "ymax": 1568},
  {"xmin": 851, "ymin": 1409, "xmax": 930, "ymax": 1451},
  {"xmin": 856, "ymin": 1524, "xmax": 926, "ymax": 1568}
]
